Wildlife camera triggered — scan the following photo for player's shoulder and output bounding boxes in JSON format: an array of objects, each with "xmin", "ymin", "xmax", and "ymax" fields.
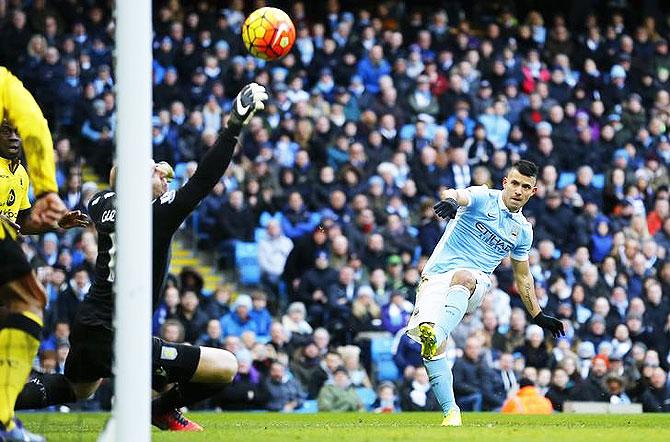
[
  {"xmin": 88, "ymin": 190, "xmax": 116, "ymax": 219},
  {"xmin": 466, "ymin": 185, "xmax": 499, "ymax": 207},
  {"xmin": 515, "ymin": 211, "xmax": 534, "ymax": 233},
  {"xmin": 16, "ymin": 163, "xmax": 29, "ymax": 179}
]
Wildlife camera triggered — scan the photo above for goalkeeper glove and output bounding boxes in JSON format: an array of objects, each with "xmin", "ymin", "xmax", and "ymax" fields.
[
  {"xmin": 229, "ymin": 82, "xmax": 269, "ymax": 129},
  {"xmin": 433, "ymin": 198, "xmax": 459, "ymax": 219},
  {"xmin": 531, "ymin": 311, "xmax": 565, "ymax": 338}
]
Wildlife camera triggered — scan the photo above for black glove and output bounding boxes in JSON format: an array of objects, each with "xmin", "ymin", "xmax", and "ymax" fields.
[
  {"xmin": 229, "ymin": 82, "xmax": 269, "ymax": 129},
  {"xmin": 531, "ymin": 311, "xmax": 565, "ymax": 338},
  {"xmin": 433, "ymin": 198, "xmax": 459, "ymax": 219}
]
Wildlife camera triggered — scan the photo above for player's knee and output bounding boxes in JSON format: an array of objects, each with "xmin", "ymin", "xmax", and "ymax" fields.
[
  {"xmin": 218, "ymin": 349, "xmax": 238, "ymax": 383},
  {"xmin": 197, "ymin": 347, "xmax": 238, "ymax": 383},
  {"xmin": 450, "ymin": 270, "xmax": 476, "ymax": 293}
]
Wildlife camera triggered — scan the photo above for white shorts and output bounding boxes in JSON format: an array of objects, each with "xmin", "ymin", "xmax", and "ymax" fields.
[{"xmin": 406, "ymin": 268, "xmax": 491, "ymax": 343}]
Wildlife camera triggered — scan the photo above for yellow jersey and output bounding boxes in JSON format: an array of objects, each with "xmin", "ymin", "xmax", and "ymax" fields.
[
  {"xmin": 0, "ymin": 157, "xmax": 31, "ymax": 221},
  {"xmin": 0, "ymin": 67, "xmax": 56, "ymax": 239}
]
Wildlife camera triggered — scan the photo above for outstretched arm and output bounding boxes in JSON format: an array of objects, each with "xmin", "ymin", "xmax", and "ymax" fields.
[
  {"xmin": 511, "ymin": 257, "xmax": 565, "ymax": 338},
  {"xmin": 154, "ymin": 83, "xmax": 268, "ymax": 232}
]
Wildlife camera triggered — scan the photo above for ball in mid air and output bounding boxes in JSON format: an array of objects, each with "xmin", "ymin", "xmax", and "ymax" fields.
[{"xmin": 241, "ymin": 7, "xmax": 296, "ymax": 61}]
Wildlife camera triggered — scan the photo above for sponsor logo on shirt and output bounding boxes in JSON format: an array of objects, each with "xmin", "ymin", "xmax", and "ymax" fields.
[{"xmin": 474, "ymin": 221, "xmax": 513, "ymax": 253}]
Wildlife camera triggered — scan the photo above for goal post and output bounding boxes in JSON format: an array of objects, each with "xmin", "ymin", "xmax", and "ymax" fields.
[{"xmin": 109, "ymin": 0, "xmax": 153, "ymax": 440}]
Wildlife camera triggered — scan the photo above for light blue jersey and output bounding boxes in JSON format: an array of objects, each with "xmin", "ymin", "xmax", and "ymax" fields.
[{"xmin": 423, "ymin": 186, "xmax": 533, "ymax": 276}]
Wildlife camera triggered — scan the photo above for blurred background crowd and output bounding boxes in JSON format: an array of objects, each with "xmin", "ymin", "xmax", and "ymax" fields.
[{"xmin": 4, "ymin": 0, "xmax": 670, "ymax": 413}]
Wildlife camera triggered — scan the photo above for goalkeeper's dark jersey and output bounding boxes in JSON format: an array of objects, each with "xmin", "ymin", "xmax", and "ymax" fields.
[{"xmin": 76, "ymin": 126, "xmax": 241, "ymax": 330}]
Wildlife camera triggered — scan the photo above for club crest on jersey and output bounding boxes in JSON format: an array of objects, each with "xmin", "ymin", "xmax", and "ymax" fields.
[
  {"xmin": 161, "ymin": 346, "xmax": 178, "ymax": 361},
  {"xmin": 6, "ymin": 189, "xmax": 15, "ymax": 206}
]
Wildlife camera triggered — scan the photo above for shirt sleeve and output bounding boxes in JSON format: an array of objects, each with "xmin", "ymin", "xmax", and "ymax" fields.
[
  {"xmin": 0, "ymin": 67, "xmax": 57, "ymax": 196},
  {"xmin": 510, "ymin": 223, "xmax": 533, "ymax": 261},
  {"xmin": 153, "ymin": 125, "xmax": 240, "ymax": 234},
  {"xmin": 465, "ymin": 185, "xmax": 490, "ymax": 210}
]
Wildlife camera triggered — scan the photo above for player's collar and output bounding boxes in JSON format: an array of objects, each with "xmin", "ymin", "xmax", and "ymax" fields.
[{"xmin": 0, "ymin": 156, "xmax": 20, "ymax": 174}]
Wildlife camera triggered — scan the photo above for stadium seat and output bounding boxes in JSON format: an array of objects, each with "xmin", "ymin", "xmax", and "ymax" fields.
[
  {"xmin": 235, "ymin": 241, "xmax": 261, "ymax": 286},
  {"xmin": 557, "ymin": 172, "xmax": 576, "ymax": 189},
  {"xmin": 355, "ymin": 387, "xmax": 377, "ymax": 410},
  {"xmin": 295, "ymin": 400, "xmax": 318, "ymax": 413},
  {"xmin": 376, "ymin": 359, "xmax": 400, "ymax": 382},
  {"xmin": 592, "ymin": 174, "xmax": 605, "ymax": 189},
  {"xmin": 370, "ymin": 334, "xmax": 395, "ymax": 362},
  {"xmin": 255, "ymin": 227, "xmax": 267, "ymax": 242}
]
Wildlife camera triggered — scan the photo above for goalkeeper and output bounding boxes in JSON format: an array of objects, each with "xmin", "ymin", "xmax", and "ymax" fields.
[{"xmin": 16, "ymin": 83, "xmax": 268, "ymax": 432}]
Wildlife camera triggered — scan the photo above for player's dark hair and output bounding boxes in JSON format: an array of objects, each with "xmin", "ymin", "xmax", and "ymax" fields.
[{"xmin": 514, "ymin": 160, "xmax": 538, "ymax": 179}]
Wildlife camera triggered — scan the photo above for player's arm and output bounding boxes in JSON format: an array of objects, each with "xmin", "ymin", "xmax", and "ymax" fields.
[
  {"xmin": 433, "ymin": 185, "xmax": 488, "ymax": 219},
  {"xmin": 0, "ymin": 67, "xmax": 67, "ymax": 225},
  {"xmin": 510, "ymin": 257, "xmax": 565, "ymax": 338},
  {"xmin": 156, "ymin": 83, "xmax": 268, "ymax": 230},
  {"xmin": 16, "ymin": 209, "xmax": 90, "ymax": 235}
]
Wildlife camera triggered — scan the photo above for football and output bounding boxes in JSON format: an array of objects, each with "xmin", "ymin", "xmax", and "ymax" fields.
[{"xmin": 241, "ymin": 7, "xmax": 296, "ymax": 61}]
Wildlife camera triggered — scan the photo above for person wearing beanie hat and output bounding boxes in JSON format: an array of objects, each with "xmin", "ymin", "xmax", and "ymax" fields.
[{"xmin": 570, "ymin": 353, "xmax": 610, "ymax": 402}]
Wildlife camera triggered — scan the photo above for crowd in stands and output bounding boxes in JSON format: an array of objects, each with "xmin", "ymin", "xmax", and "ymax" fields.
[{"xmin": 4, "ymin": 0, "xmax": 670, "ymax": 413}]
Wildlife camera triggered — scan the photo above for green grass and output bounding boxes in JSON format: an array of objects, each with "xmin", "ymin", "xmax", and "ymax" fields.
[{"xmin": 18, "ymin": 412, "xmax": 670, "ymax": 442}]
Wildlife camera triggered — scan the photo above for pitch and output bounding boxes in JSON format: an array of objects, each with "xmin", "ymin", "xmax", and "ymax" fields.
[{"xmin": 18, "ymin": 412, "xmax": 670, "ymax": 441}]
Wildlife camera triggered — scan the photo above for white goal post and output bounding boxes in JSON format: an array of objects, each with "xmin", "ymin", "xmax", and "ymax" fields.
[{"xmin": 107, "ymin": 0, "xmax": 153, "ymax": 440}]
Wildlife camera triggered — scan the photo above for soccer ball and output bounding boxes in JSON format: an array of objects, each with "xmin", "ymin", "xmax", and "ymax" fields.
[{"xmin": 241, "ymin": 7, "xmax": 296, "ymax": 61}]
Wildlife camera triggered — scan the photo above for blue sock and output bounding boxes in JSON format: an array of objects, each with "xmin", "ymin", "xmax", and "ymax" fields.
[
  {"xmin": 424, "ymin": 355, "xmax": 455, "ymax": 414},
  {"xmin": 423, "ymin": 284, "xmax": 470, "ymax": 415}
]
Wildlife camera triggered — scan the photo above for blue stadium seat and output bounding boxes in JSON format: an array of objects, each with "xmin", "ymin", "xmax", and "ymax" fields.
[
  {"xmin": 235, "ymin": 241, "xmax": 260, "ymax": 286},
  {"xmin": 295, "ymin": 400, "xmax": 318, "ymax": 413},
  {"xmin": 370, "ymin": 335, "xmax": 394, "ymax": 363},
  {"xmin": 376, "ymin": 359, "xmax": 400, "ymax": 382},
  {"xmin": 592, "ymin": 174, "xmax": 605, "ymax": 189},
  {"xmin": 557, "ymin": 172, "xmax": 576, "ymax": 189},
  {"xmin": 355, "ymin": 387, "xmax": 377, "ymax": 410},
  {"xmin": 255, "ymin": 227, "xmax": 267, "ymax": 242}
]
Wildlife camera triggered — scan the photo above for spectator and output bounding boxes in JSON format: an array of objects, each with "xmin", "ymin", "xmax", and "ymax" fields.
[
  {"xmin": 515, "ymin": 324, "xmax": 550, "ymax": 369},
  {"xmin": 282, "ymin": 302, "xmax": 314, "ymax": 343},
  {"xmin": 290, "ymin": 341, "xmax": 328, "ymax": 400},
  {"xmin": 249, "ymin": 291, "xmax": 272, "ymax": 339},
  {"xmin": 317, "ymin": 366, "xmax": 363, "ymax": 412},
  {"xmin": 205, "ymin": 285, "xmax": 232, "ymax": 320},
  {"xmin": 452, "ymin": 337, "xmax": 486, "ymax": 411},
  {"xmin": 215, "ymin": 350, "xmax": 267, "ymax": 410},
  {"xmin": 258, "ymin": 219, "xmax": 294, "ymax": 295},
  {"xmin": 196, "ymin": 319, "xmax": 225, "ymax": 348},
  {"xmin": 371, "ymin": 381, "xmax": 400, "ymax": 413},
  {"xmin": 400, "ymin": 366, "xmax": 440, "ymax": 411},
  {"xmin": 570, "ymin": 355, "xmax": 610, "ymax": 402},
  {"xmin": 501, "ymin": 378, "xmax": 553, "ymax": 414},
  {"xmin": 641, "ymin": 367, "xmax": 670, "ymax": 412},
  {"xmin": 296, "ymin": 252, "xmax": 338, "ymax": 326},
  {"xmin": 545, "ymin": 368, "xmax": 571, "ymax": 411},
  {"xmin": 349, "ymin": 286, "xmax": 383, "ymax": 337},
  {"xmin": 264, "ymin": 361, "xmax": 306, "ymax": 412},
  {"xmin": 55, "ymin": 267, "xmax": 90, "ymax": 326},
  {"xmin": 176, "ymin": 289, "xmax": 208, "ymax": 343},
  {"xmin": 161, "ymin": 319, "xmax": 185, "ymax": 343},
  {"xmin": 220, "ymin": 294, "xmax": 256, "ymax": 337},
  {"xmin": 381, "ymin": 291, "xmax": 413, "ymax": 335}
]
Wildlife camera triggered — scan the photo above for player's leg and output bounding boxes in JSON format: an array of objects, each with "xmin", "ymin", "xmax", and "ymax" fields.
[
  {"xmin": 408, "ymin": 270, "xmax": 477, "ymax": 426},
  {"xmin": 0, "ymin": 238, "xmax": 47, "ymax": 442},
  {"xmin": 151, "ymin": 338, "xmax": 237, "ymax": 431},
  {"xmin": 16, "ymin": 319, "xmax": 111, "ymax": 409}
]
